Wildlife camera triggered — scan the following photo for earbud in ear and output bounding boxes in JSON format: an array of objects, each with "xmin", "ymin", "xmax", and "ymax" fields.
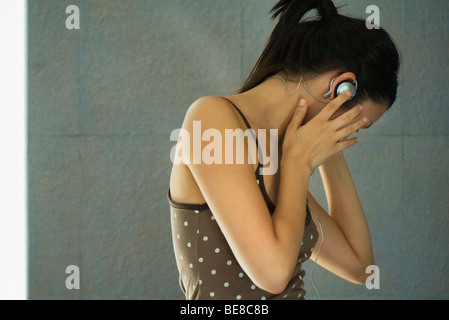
[
  {"xmin": 323, "ymin": 78, "xmax": 358, "ymax": 100},
  {"xmin": 335, "ymin": 81, "xmax": 358, "ymax": 99}
]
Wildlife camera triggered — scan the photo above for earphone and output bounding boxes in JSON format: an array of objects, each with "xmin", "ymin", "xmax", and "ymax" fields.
[
  {"xmin": 270, "ymin": 76, "xmax": 358, "ymax": 103},
  {"xmin": 324, "ymin": 77, "xmax": 358, "ymax": 100},
  {"xmin": 302, "ymin": 76, "xmax": 358, "ymax": 103}
]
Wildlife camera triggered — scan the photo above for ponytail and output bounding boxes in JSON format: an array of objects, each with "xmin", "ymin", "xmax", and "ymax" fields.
[
  {"xmin": 272, "ymin": 0, "xmax": 337, "ymax": 24},
  {"xmin": 239, "ymin": 0, "xmax": 400, "ymax": 109}
]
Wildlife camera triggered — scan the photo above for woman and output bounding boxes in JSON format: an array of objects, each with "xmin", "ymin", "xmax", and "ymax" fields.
[{"xmin": 168, "ymin": 0, "xmax": 400, "ymax": 300}]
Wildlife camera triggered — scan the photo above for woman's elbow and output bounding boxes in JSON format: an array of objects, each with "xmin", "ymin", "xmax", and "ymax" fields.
[
  {"xmin": 352, "ymin": 274, "xmax": 368, "ymax": 286},
  {"xmin": 256, "ymin": 278, "xmax": 289, "ymax": 295},
  {"xmin": 252, "ymin": 263, "xmax": 293, "ymax": 295},
  {"xmin": 350, "ymin": 263, "xmax": 378, "ymax": 286}
]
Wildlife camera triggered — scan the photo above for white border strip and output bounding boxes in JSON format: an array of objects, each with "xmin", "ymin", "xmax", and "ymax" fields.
[{"xmin": 0, "ymin": 0, "xmax": 27, "ymax": 300}]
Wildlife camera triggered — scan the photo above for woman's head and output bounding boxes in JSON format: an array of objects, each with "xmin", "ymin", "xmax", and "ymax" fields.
[{"xmin": 240, "ymin": 0, "xmax": 400, "ymax": 111}]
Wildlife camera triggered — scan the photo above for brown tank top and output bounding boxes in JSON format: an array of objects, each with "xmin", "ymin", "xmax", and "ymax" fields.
[{"xmin": 168, "ymin": 98, "xmax": 318, "ymax": 300}]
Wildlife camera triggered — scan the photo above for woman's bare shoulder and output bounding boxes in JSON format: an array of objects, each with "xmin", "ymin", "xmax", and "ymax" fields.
[{"xmin": 183, "ymin": 95, "xmax": 241, "ymax": 128}]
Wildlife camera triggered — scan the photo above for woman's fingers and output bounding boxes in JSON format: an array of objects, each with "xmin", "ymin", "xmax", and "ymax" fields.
[
  {"xmin": 318, "ymin": 91, "xmax": 352, "ymax": 120},
  {"xmin": 286, "ymin": 98, "xmax": 308, "ymax": 132},
  {"xmin": 283, "ymin": 94, "xmax": 365, "ymax": 169},
  {"xmin": 336, "ymin": 136, "xmax": 360, "ymax": 152},
  {"xmin": 332, "ymin": 105, "xmax": 363, "ymax": 130},
  {"xmin": 331, "ymin": 105, "xmax": 366, "ymax": 151},
  {"xmin": 336, "ymin": 117, "xmax": 367, "ymax": 141}
]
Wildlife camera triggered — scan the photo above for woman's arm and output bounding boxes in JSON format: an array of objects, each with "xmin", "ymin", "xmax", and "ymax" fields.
[
  {"xmin": 320, "ymin": 151, "xmax": 375, "ymax": 267},
  {"xmin": 308, "ymin": 151, "xmax": 375, "ymax": 284},
  {"xmin": 181, "ymin": 96, "xmax": 311, "ymax": 294},
  {"xmin": 179, "ymin": 94, "xmax": 365, "ymax": 293}
]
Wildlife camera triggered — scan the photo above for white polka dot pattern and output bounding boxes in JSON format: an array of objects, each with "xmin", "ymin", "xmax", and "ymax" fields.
[{"xmin": 170, "ymin": 199, "xmax": 318, "ymax": 300}]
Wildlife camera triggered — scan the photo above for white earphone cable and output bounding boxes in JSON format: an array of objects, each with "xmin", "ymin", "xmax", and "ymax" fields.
[
  {"xmin": 269, "ymin": 75, "xmax": 333, "ymax": 103},
  {"xmin": 307, "ymin": 199, "xmax": 324, "ymax": 300},
  {"xmin": 269, "ymin": 76, "xmax": 302, "ymax": 96}
]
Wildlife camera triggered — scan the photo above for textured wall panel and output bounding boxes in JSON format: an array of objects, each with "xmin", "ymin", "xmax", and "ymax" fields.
[{"xmin": 28, "ymin": 0, "xmax": 449, "ymax": 300}]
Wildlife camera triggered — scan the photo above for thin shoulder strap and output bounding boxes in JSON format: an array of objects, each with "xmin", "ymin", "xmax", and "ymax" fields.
[
  {"xmin": 221, "ymin": 97, "xmax": 255, "ymax": 133},
  {"xmin": 221, "ymin": 97, "xmax": 263, "ymax": 163},
  {"xmin": 221, "ymin": 97, "xmax": 311, "ymax": 217},
  {"xmin": 221, "ymin": 97, "xmax": 276, "ymax": 213}
]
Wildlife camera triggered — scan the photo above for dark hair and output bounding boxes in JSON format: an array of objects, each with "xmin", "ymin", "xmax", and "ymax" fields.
[{"xmin": 239, "ymin": 0, "xmax": 400, "ymax": 109}]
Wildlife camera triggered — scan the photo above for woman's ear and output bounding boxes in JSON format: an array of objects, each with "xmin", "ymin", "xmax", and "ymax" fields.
[{"xmin": 328, "ymin": 72, "xmax": 357, "ymax": 99}]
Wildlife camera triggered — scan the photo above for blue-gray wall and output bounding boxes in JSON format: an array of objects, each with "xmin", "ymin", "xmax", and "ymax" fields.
[{"xmin": 27, "ymin": 0, "xmax": 449, "ymax": 299}]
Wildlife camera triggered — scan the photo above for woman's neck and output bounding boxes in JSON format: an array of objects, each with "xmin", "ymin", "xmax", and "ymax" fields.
[{"xmin": 226, "ymin": 76, "xmax": 322, "ymax": 142}]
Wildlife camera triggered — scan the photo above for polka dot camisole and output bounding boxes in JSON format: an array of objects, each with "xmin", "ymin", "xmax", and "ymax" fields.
[{"xmin": 168, "ymin": 98, "xmax": 319, "ymax": 300}]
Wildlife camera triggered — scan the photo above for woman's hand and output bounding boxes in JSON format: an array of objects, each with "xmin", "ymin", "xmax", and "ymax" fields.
[{"xmin": 282, "ymin": 92, "xmax": 367, "ymax": 172}]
